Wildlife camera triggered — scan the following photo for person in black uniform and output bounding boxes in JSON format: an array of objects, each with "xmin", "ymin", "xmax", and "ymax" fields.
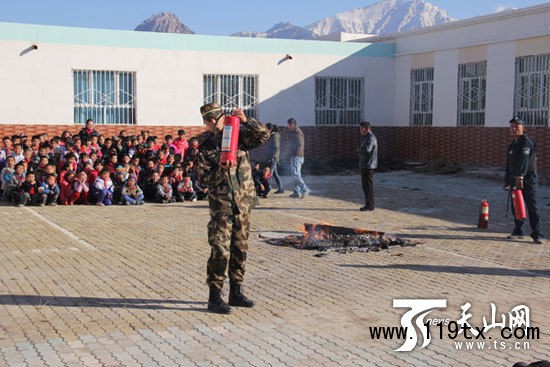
[
  {"xmin": 357, "ymin": 121, "xmax": 378, "ymax": 211},
  {"xmin": 504, "ymin": 116, "xmax": 544, "ymax": 244}
]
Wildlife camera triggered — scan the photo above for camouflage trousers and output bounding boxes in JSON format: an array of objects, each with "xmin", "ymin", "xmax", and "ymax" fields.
[{"xmin": 206, "ymin": 211, "xmax": 250, "ymax": 290}]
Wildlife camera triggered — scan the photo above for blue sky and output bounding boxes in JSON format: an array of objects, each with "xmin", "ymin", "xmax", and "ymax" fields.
[{"xmin": 0, "ymin": 0, "xmax": 546, "ymax": 35}]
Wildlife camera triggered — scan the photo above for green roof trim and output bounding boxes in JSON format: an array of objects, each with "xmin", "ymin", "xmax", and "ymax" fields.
[{"xmin": 0, "ymin": 22, "xmax": 395, "ymax": 57}]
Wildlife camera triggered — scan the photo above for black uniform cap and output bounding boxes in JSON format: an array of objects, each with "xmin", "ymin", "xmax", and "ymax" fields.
[{"xmin": 509, "ymin": 116, "xmax": 525, "ymax": 125}]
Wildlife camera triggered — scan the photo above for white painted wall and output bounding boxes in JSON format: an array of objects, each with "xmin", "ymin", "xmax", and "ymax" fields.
[
  {"xmin": 364, "ymin": 57, "xmax": 395, "ymax": 125},
  {"xmin": 433, "ymin": 50, "xmax": 458, "ymax": 126},
  {"xmin": 485, "ymin": 42, "xmax": 516, "ymax": 127},
  {"xmin": 393, "ymin": 55, "xmax": 411, "ymax": 124}
]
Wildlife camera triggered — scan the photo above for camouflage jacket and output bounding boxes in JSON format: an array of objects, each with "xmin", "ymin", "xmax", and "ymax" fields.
[{"xmin": 197, "ymin": 118, "xmax": 269, "ymax": 215}]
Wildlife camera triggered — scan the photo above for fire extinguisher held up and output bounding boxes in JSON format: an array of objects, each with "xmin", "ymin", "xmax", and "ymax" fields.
[
  {"xmin": 478, "ymin": 199, "xmax": 489, "ymax": 229},
  {"xmin": 220, "ymin": 115, "xmax": 240, "ymax": 166},
  {"xmin": 511, "ymin": 189, "xmax": 527, "ymax": 220}
]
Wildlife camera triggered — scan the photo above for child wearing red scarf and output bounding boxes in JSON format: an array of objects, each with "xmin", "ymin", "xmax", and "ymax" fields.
[
  {"xmin": 121, "ymin": 174, "xmax": 144, "ymax": 205},
  {"xmin": 155, "ymin": 175, "xmax": 174, "ymax": 203}
]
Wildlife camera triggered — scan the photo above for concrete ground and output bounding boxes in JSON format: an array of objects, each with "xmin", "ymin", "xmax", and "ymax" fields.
[{"xmin": 0, "ymin": 170, "xmax": 548, "ymax": 367}]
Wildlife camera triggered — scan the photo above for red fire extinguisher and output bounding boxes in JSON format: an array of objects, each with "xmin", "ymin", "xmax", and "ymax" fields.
[
  {"xmin": 511, "ymin": 189, "xmax": 527, "ymax": 220},
  {"xmin": 221, "ymin": 115, "xmax": 240, "ymax": 165},
  {"xmin": 478, "ymin": 199, "xmax": 489, "ymax": 228}
]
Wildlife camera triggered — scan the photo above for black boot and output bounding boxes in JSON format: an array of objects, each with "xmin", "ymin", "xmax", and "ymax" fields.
[
  {"xmin": 208, "ymin": 286, "xmax": 232, "ymax": 314},
  {"xmin": 229, "ymin": 282, "xmax": 255, "ymax": 307}
]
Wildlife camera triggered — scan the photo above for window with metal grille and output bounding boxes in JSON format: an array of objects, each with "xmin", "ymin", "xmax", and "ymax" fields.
[
  {"xmin": 514, "ymin": 53, "xmax": 550, "ymax": 126},
  {"xmin": 410, "ymin": 68, "xmax": 434, "ymax": 126},
  {"xmin": 73, "ymin": 70, "xmax": 136, "ymax": 124},
  {"xmin": 315, "ymin": 77, "xmax": 363, "ymax": 125},
  {"xmin": 203, "ymin": 74, "xmax": 258, "ymax": 119},
  {"xmin": 457, "ymin": 61, "xmax": 487, "ymax": 126}
]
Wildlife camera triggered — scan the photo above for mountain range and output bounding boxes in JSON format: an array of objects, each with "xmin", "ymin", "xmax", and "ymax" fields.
[
  {"xmin": 134, "ymin": 0, "xmax": 456, "ymax": 40},
  {"xmin": 135, "ymin": 12, "xmax": 194, "ymax": 35}
]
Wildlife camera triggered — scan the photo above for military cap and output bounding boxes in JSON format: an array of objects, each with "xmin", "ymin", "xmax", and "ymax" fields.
[
  {"xmin": 509, "ymin": 116, "xmax": 525, "ymax": 125},
  {"xmin": 200, "ymin": 102, "xmax": 222, "ymax": 118}
]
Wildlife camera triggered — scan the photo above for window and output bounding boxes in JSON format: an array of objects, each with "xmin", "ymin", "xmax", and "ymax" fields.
[
  {"xmin": 410, "ymin": 68, "xmax": 434, "ymax": 126},
  {"xmin": 514, "ymin": 53, "xmax": 550, "ymax": 126},
  {"xmin": 457, "ymin": 61, "xmax": 487, "ymax": 126},
  {"xmin": 73, "ymin": 70, "xmax": 136, "ymax": 124},
  {"xmin": 315, "ymin": 77, "xmax": 363, "ymax": 125},
  {"xmin": 203, "ymin": 74, "xmax": 258, "ymax": 119}
]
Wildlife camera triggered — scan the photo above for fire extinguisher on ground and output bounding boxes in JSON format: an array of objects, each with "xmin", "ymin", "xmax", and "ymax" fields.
[
  {"xmin": 478, "ymin": 199, "xmax": 489, "ymax": 228},
  {"xmin": 511, "ymin": 189, "xmax": 527, "ymax": 220},
  {"xmin": 220, "ymin": 115, "xmax": 240, "ymax": 166}
]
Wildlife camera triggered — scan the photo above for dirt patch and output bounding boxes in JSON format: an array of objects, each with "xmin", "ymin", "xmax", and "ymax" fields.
[{"xmin": 412, "ymin": 160, "xmax": 462, "ymax": 175}]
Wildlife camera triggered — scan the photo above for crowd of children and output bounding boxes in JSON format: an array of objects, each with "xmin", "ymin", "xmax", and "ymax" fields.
[{"xmin": 0, "ymin": 120, "xmax": 208, "ymax": 207}]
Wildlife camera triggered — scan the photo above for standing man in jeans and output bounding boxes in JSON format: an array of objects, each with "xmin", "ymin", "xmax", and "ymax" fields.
[
  {"xmin": 357, "ymin": 121, "xmax": 378, "ymax": 211},
  {"xmin": 287, "ymin": 118, "xmax": 310, "ymax": 199}
]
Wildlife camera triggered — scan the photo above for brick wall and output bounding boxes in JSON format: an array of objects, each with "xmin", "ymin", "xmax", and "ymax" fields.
[
  {"xmin": 374, "ymin": 126, "xmax": 550, "ymax": 173},
  {"xmin": 2, "ymin": 124, "xmax": 549, "ymax": 174},
  {"xmin": 0, "ymin": 124, "xmax": 207, "ymax": 141},
  {"xmin": 255, "ymin": 125, "xmax": 550, "ymax": 174}
]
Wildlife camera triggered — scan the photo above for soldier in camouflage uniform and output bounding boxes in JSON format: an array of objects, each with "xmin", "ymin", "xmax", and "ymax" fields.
[{"xmin": 197, "ymin": 102, "xmax": 269, "ymax": 314}]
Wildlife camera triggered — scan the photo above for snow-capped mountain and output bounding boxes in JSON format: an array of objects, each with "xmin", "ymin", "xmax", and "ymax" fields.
[
  {"xmin": 494, "ymin": 6, "xmax": 517, "ymax": 13},
  {"xmin": 135, "ymin": 0, "xmax": 455, "ymax": 40},
  {"xmin": 231, "ymin": 22, "xmax": 318, "ymax": 40},
  {"xmin": 306, "ymin": 0, "xmax": 455, "ymax": 37},
  {"xmin": 135, "ymin": 12, "xmax": 194, "ymax": 34}
]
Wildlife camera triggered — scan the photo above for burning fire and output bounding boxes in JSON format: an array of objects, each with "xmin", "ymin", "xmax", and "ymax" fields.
[
  {"xmin": 268, "ymin": 223, "xmax": 415, "ymax": 253},
  {"xmin": 299, "ymin": 223, "xmax": 386, "ymax": 243},
  {"xmin": 299, "ymin": 222, "xmax": 337, "ymax": 242}
]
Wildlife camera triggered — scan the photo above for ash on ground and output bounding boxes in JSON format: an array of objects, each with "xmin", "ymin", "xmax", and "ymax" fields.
[{"xmin": 260, "ymin": 233, "xmax": 419, "ymax": 254}]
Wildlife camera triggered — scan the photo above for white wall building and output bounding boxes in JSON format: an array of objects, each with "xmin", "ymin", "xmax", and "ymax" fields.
[
  {"xmin": 0, "ymin": 22, "xmax": 394, "ymax": 127},
  {"xmin": 365, "ymin": 3, "xmax": 550, "ymax": 127},
  {"xmin": 0, "ymin": 3, "xmax": 548, "ymax": 128}
]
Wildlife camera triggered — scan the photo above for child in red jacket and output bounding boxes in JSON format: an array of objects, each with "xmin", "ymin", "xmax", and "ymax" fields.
[
  {"xmin": 72, "ymin": 171, "xmax": 90, "ymax": 205},
  {"xmin": 59, "ymin": 170, "xmax": 77, "ymax": 205}
]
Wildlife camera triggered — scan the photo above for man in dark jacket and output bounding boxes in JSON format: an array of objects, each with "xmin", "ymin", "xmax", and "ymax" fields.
[
  {"xmin": 504, "ymin": 116, "xmax": 543, "ymax": 244},
  {"xmin": 79, "ymin": 118, "xmax": 100, "ymax": 142},
  {"xmin": 265, "ymin": 123, "xmax": 284, "ymax": 194},
  {"xmin": 357, "ymin": 121, "xmax": 378, "ymax": 212}
]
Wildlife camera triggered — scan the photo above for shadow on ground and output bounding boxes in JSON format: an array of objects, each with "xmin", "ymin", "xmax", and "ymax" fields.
[
  {"xmin": 337, "ymin": 264, "xmax": 550, "ymax": 278},
  {"xmin": 0, "ymin": 295, "xmax": 207, "ymax": 311},
  {"xmin": 393, "ymin": 233, "xmax": 513, "ymax": 241}
]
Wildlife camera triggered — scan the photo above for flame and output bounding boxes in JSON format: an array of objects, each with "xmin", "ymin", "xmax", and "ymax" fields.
[
  {"xmin": 354, "ymin": 227, "xmax": 384, "ymax": 237},
  {"xmin": 298, "ymin": 222, "xmax": 333, "ymax": 233},
  {"xmin": 301, "ymin": 223, "xmax": 333, "ymax": 242},
  {"xmin": 297, "ymin": 223, "xmax": 386, "ymax": 245}
]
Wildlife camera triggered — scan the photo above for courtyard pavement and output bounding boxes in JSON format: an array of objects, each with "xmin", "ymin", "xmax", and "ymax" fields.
[{"xmin": 0, "ymin": 170, "xmax": 548, "ymax": 367}]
